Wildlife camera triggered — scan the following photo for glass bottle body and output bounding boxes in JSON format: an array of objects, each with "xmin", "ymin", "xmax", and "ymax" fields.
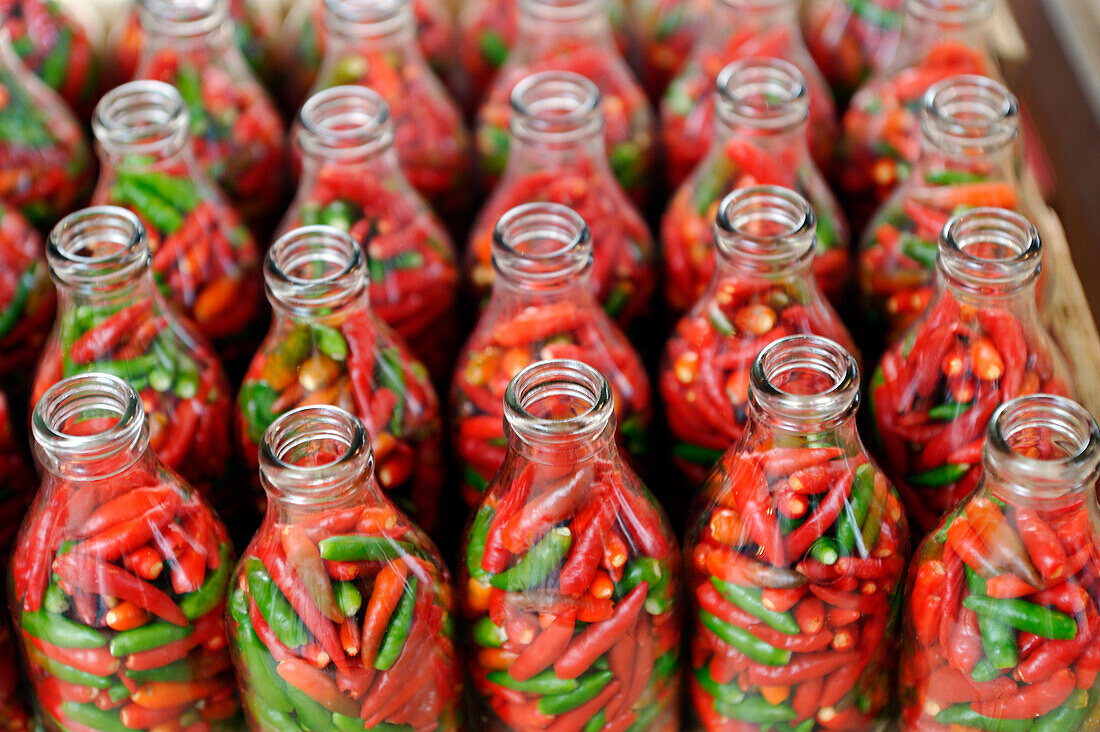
[
  {"xmin": 659, "ymin": 0, "xmax": 837, "ymax": 188},
  {"xmin": 631, "ymin": 0, "xmax": 709, "ymax": 100},
  {"xmin": 685, "ymin": 335, "xmax": 908, "ymax": 731},
  {"xmin": 802, "ymin": 0, "xmax": 903, "ymax": 104},
  {"xmin": 0, "ymin": 200, "xmax": 55, "ymax": 381},
  {"xmin": 901, "ymin": 394, "xmax": 1100, "ymax": 730}
]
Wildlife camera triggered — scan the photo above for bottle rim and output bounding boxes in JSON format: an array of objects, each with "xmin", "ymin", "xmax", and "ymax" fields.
[
  {"xmin": 921, "ymin": 75, "xmax": 1019, "ymax": 155},
  {"xmin": 938, "ymin": 207, "xmax": 1040, "ymax": 293},
  {"xmin": 93, "ymin": 80, "xmax": 190, "ymax": 158},
  {"xmin": 491, "ymin": 202, "xmax": 593, "ymax": 288},
  {"xmin": 905, "ymin": 0, "xmax": 994, "ymax": 26},
  {"xmin": 138, "ymin": 0, "xmax": 228, "ymax": 37},
  {"xmin": 714, "ymin": 186, "xmax": 816, "ymax": 273},
  {"xmin": 47, "ymin": 206, "xmax": 150, "ymax": 290},
  {"xmin": 324, "ymin": 0, "xmax": 412, "ymax": 39},
  {"xmin": 298, "ymin": 85, "xmax": 395, "ymax": 159},
  {"xmin": 266, "ymin": 225, "xmax": 367, "ymax": 314},
  {"xmin": 749, "ymin": 335, "xmax": 860, "ymax": 428},
  {"xmin": 715, "ymin": 58, "xmax": 809, "ymax": 132},
  {"xmin": 510, "ymin": 71, "xmax": 603, "ymax": 144},
  {"xmin": 504, "ymin": 358, "xmax": 614, "ymax": 441},
  {"xmin": 518, "ymin": 0, "xmax": 607, "ymax": 23}
]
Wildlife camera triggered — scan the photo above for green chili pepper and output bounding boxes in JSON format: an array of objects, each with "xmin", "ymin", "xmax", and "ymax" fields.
[
  {"xmin": 653, "ymin": 648, "xmax": 679, "ymax": 681},
  {"xmin": 963, "ymin": 595, "xmax": 1078, "ymax": 640},
  {"xmin": 486, "ymin": 667, "xmax": 578, "ymax": 695},
  {"xmin": 463, "ymin": 464, "xmax": 490, "ymax": 495},
  {"xmin": 609, "ymin": 141, "xmax": 644, "ymax": 192},
  {"xmin": 699, "ymin": 610, "xmax": 791, "ymax": 666},
  {"xmin": 837, "ymin": 463, "xmax": 876, "ymax": 555},
  {"xmin": 711, "ymin": 577, "xmax": 800, "ymax": 635},
  {"xmin": 969, "ymin": 658, "xmax": 1001, "ymax": 682},
  {"xmin": 0, "ymin": 264, "xmax": 36, "ymax": 340},
  {"xmin": 175, "ymin": 65, "xmax": 208, "ymax": 137},
  {"xmin": 965, "ymin": 568, "xmax": 1019, "ymax": 669},
  {"xmin": 179, "ymin": 543, "xmax": 232, "ymax": 620},
  {"xmin": 618, "ymin": 413, "xmax": 647, "ymax": 457},
  {"xmin": 125, "ymin": 657, "xmax": 201, "ymax": 683},
  {"xmin": 1033, "ymin": 689, "xmax": 1089, "ymax": 732},
  {"xmin": 238, "ymin": 382, "xmax": 280, "ymax": 444},
  {"xmin": 537, "ymin": 670, "xmax": 614, "ymax": 715},
  {"xmin": 111, "ymin": 177, "xmax": 183, "ymax": 234},
  {"xmin": 924, "ymin": 168, "xmax": 987, "ymax": 186},
  {"xmin": 619, "ymin": 557, "xmax": 663, "ymax": 597},
  {"xmin": 332, "ymin": 714, "xmax": 410, "ymax": 732},
  {"xmin": 37, "ymin": 25, "xmax": 72, "ymax": 89},
  {"xmin": 230, "ymin": 590, "xmax": 293, "ymax": 713},
  {"xmin": 626, "ymin": 700, "xmax": 662, "ymax": 731},
  {"xmin": 714, "ymin": 695, "xmax": 798, "ymax": 723},
  {"xmin": 248, "ymin": 559, "xmax": 310, "ymax": 649},
  {"xmin": 376, "ymin": 346, "xmax": 406, "ymax": 434},
  {"xmin": 117, "ymin": 169, "xmax": 200, "ymax": 212},
  {"xmin": 583, "ymin": 711, "xmax": 607, "ymax": 732},
  {"xmin": 318, "ymin": 535, "xmax": 418, "ymax": 562},
  {"xmin": 333, "ymin": 581, "xmax": 362, "ymax": 617},
  {"xmin": 693, "ymin": 666, "xmax": 746, "ymax": 705},
  {"xmin": 22, "ymin": 608, "xmax": 105, "ymax": 649},
  {"xmin": 672, "ymin": 441, "xmax": 725, "ymax": 467},
  {"xmin": 477, "ymin": 124, "xmax": 510, "ymax": 176},
  {"xmin": 312, "ymin": 324, "xmax": 348, "ymax": 361},
  {"xmin": 478, "ymin": 29, "xmax": 509, "ymax": 67},
  {"xmin": 66, "ymin": 353, "xmax": 159, "ymax": 381},
  {"xmin": 320, "ymin": 200, "xmax": 358, "ymax": 231},
  {"xmin": 471, "ymin": 616, "xmax": 507, "ymax": 648},
  {"xmin": 59, "ymin": 701, "xmax": 129, "ymax": 732},
  {"xmin": 845, "ymin": 0, "xmax": 904, "ymax": 28},
  {"xmin": 286, "ymin": 686, "xmax": 337, "ymax": 732},
  {"xmin": 253, "ymin": 704, "xmax": 305, "ymax": 732},
  {"xmin": 602, "ymin": 283, "xmax": 631, "ymax": 320},
  {"xmin": 26, "ymin": 644, "xmax": 111, "ymax": 689},
  {"xmin": 809, "ymin": 536, "xmax": 840, "ymax": 565},
  {"xmin": 929, "ymin": 401, "xmax": 973, "ymax": 421},
  {"xmin": 109, "ymin": 621, "xmax": 194, "ymax": 657},
  {"xmin": 706, "ymin": 303, "xmax": 736, "ymax": 336},
  {"xmin": 43, "ymin": 580, "xmax": 70, "ymax": 615},
  {"xmin": 374, "ymin": 576, "xmax": 417, "ymax": 671},
  {"xmin": 108, "ymin": 679, "xmax": 131, "ymax": 703},
  {"xmin": 935, "ymin": 703, "xmax": 1032, "ymax": 731},
  {"xmin": 908, "ymin": 462, "xmax": 970, "ymax": 487},
  {"xmin": 490, "ymin": 527, "xmax": 572, "ymax": 591},
  {"xmin": 466, "ymin": 503, "xmax": 495, "ymax": 583}
]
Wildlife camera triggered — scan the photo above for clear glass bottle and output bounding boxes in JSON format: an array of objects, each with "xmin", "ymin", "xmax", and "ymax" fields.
[
  {"xmin": 660, "ymin": 187, "xmax": 856, "ymax": 486},
  {"xmin": 838, "ymin": 0, "xmax": 997, "ymax": 224},
  {"xmin": 10, "ymin": 372, "xmax": 240, "ymax": 731},
  {"xmin": 661, "ymin": 58, "xmax": 850, "ymax": 313},
  {"xmin": 859, "ymin": 75, "xmax": 1041, "ymax": 345},
  {"xmin": 475, "ymin": 0, "xmax": 654, "ymax": 203},
  {"xmin": 31, "ymin": 206, "xmax": 234, "ymax": 498},
  {"xmin": 90, "ymin": 80, "xmax": 263, "ymax": 359},
  {"xmin": 307, "ymin": 0, "xmax": 471, "ymax": 222},
  {"xmin": 468, "ymin": 71, "xmax": 655, "ymax": 326},
  {"xmin": 277, "ymin": 85, "xmax": 459, "ymax": 379},
  {"xmin": 686, "ymin": 334, "xmax": 908, "ymax": 730},
  {"xmin": 0, "ymin": 28, "xmax": 93, "ymax": 229},
  {"xmin": 659, "ymin": 0, "xmax": 836, "ymax": 188},
  {"xmin": 871, "ymin": 208, "xmax": 1072, "ymax": 535},
  {"xmin": 460, "ymin": 358, "xmax": 680, "ymax": 729},
  {"xmin": 0, "ymin": 199, "xmax": 54, "ymax": 383},
  {"xmin": 631, "ymin": 0, "xmax": 709, "ymax": 100},
  {"xmin": 902, "ymin": 394, "xmax": 1100, "ymax": 730},
  {"xmin": 238, "ymin": 225, "xmax": 445, "ymax": 533},
  {"xmin": 134, "ymin": 0, "xmax": 286, "ymax": 231},
  {"xmin": 802, "ymin": 0, "xmax": 903, "ymax": 104},
  {"xmin": 452, "ymin": 202, "xmax": 650, "ymax": 507},
  {"xmin": 229, "ymin": 404, "xmax": 460, "ymax": 731}
]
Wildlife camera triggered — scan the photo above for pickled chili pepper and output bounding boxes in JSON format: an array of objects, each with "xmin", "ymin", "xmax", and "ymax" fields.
[
  {"xmin": 0, "ymin": 199, "xmax": 54, "ymax": 380},
  {"xmin": 133, "ymin": 0, "xmax": 286, "ymax": 231},
  {"xmin": 631, "ymin": 0, "xmax": 709, "ymax": 101},
  {"xmin": 277, "ymin": 84, "xmax": 459, "ymax": 379},
  {"xmin": 859, "ymin": 75, "xmax": 1044, "ymax": 343},
  {"xmin": 228, "ymin": 405, "xmax": 460, "ymax": 732},
  {"xmin": 686, "ymin": 334, "xmax": 909, "ymax": 731},
  {"xmin": 90, "ymin": 80, "xmax": 263, "ymax": 358},
  {"xmin": 0, "ymin": 28, "xmax": 92, "ymax": 228},
  {"xmin": 461, "ymin": 358, "xmax": 681, "ymax": 730},
  {"xmin": 468, "ymin": 71, "xmax": 655, "ymax": 326},
  {"xmin": 660, "ymin": 187, "xmax": 856, "ymax": 486},
  {"xmin": 870, "ymin": 208, "xmax": 1072, "ymax": 535},
  {"xmin": 837, "ymin": 0, "xmax": 997, "ymax": 225},
  {"xmin": 31, "ymin": 207, "xmax": 234, "ymax": 502},
  {"xmin": 659, "ymin": 0, "xmax": 837, "ymax": 189},
  {"xmin": 475, "ymin": 0, "xmax": 654, "ymax": 203},
  {"xmin": 10, "ymin": 372, "xmax": 240, "ymax": 731},
  {"xmin": 237, "ymin": 225, "xmax": 445, "ymax": 532},
  {"xmin": 308, "ymin": 0, "xmax": 472, "ymax": 223},
  {"xmin": 451, "ymin": 203, "xmax": 650, "ymax": 507},
  {"xmin": 801, "ymin": 0, "xmax": 903, "ymax": 104},
  {"xmin": 661, "ymin": 58, "xmax": 850, "ymax": 312},
  {"xmin": 901, "ymin": 394, "xmax": 1100, "ymax": 731}
]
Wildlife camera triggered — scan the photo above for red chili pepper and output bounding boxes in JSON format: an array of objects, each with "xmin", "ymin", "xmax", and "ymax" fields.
[
  {"xmin": 966, "ymin": 497, "xmax": 1043, "ymax": 589},
  {"xmin": 553, "ymin": 582, "xmax": 647, "ymax": 679},
  {"xmin": 972, "ymin": 667, "xmax": 1076, "ymax": 718},
  {"xmin": 784, "ymin": 469, "xmax": 854, "ymax": 559},
  {"xmin": 945, "ymin": 514, "xmax": 1000, "ymax": 578},
  {"xmin": 1014, "ymin": 508, "xmax": 1069, "ymax": 585},
  {"xmin": 502, "ymin": 466, "xmax": 593, "ymax": 553},
  {"xmin": 54, "ymin": 552, "xmax": 187, "ymax": 626},
  {"xmin": 559, "ymin": 499, "xmax": 615, "ymax": 597}
]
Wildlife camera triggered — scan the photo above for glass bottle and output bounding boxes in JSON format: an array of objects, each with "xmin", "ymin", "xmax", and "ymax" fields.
[
  {"xmin": 238, "ymin": 225, "xmax": 445, "ymax": 532},
  {"xmin": 902, "ymin": 394, "xmax": 1100, "ymax": 730},
  {"xmin": 838, "ymin": 0, "xmax": 997, "ymax": 224},
  {"xmin": 468, "ymin": 71, "xmax": 655, "ymax": 326},
  {"xmin": 30, "ymin": 206, "xmax": 234, "ymax": 498},
  {"xmin": 859, "ymin": 75, "xmax": 1041, "ymax": 345},
  {"xmin": 277, "ymin": 85, "xmax": 459, "ymax": 379},
  {"xmin": 134, "ymin": 0, "xmax": 286, "ymax": 231},
  {"xmin": 475, "ymin": 0, "xmax": 654, "ymax": 203},
  {"xmin": 0, "ymin": 199, "xmax": 54, "ymax": 383},
  {"xmin": 10, "ymin": 372, "xmax": 240, "ymax": 731},
  {"xmin": 661, "ymin": 58, "xmax": 850, "ymax": 313},
  {"xmin": 452, "ymin": 202, "xmax": 650, "ymax": 507},
  {"xmin": 660, "ymin": 187, "xmax": 856, "ymax": 486},
  {"xmin": 229, "ymin": 404, "xmax": 459, "ymax": 731},
  {"xmin": 687, "ymin": 334, "xmax": 908, "ymax": 730},
  {"xmin": 659, "ymin": 0, "xmax": 836, "ymax": 189},
  {"xmin": 0, "ymin": 0, "xmax": 102, "ymax": 117},
  {"xmin": 0, "ymin": 29, "xmax": 92, "ymax": 229},
  {"xmin": 307, "ymin": 0, "xmax": 471, "ymax": 223},
  {"xmin": 460, "ymin": 358, "xmax": 680, "ymax": 729},
  {"xmin": 802, "ymin": 0, "xmax": 903, "ymax": 104},
  {"xmin": 631, "ymin": 0, "xmax": 709, "ymax": 100},
  {"xmin": 90, "ymin": 80, "xmax": 263, "ymax": 359},
  {"xmin": 871, "ymin": 208, "xmax": 1072, "ymax": 535}
]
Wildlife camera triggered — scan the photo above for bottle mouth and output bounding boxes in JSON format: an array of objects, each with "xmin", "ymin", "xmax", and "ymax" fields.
[
  {"xmin": 299, "ymin": 85, "xmax": 394, "ymax": 159},
  {"xmin": 492, "ymin": 202, "xmax": 593, "ymax": 287},
  {"xmin": 905, "ymin": 0, "xmax": 994, "ymax": 26},
  {"xmin": 93, "ymin": 80, "xmax": 189, "ymax": 158},
  {"xmin": 714, "ymin": 186, "xmax": 816, "ymax": 272},
  {"xmin": 505, "ymin": 359, "xmax": 614, "ymax": 442},
  {"xmin": 715, "ymin": 58, "xmax": 809, "ymax": 131},
  {"xmin": 715, "ymin": 0, "xmax": 796, "ymax": 13},
  {"xmin": 749, "ymin": 335, "xmax": 860, "ymax": 427},
  {"xmin": 266, "ymin": 225, "xmax": 366, "ymax": 313},
  {"xmin": 47, "ymin": 207, "xmax": 150, "ymax": 289},
  {"xmin": 324, "ymin": 0, "xmax": 411, "ymax": 38},
  {"xmin": 938, "ymin": 207, "xmax": 1040, "ymax": 293},
  {"xmin": 922, "ymin": 75, "xmax": 1019, "ymax": 155},
  {"xmin": 139, "ymin": 0, "xmax": 228, "ymax": 36},
  {"xmin": 259, "ymin": 405, "xmax": 373, "ymax": 506},
  {"xmin": 519, "ymin": 0, "xmax": 606, "ymax": 23},
  {"xmin": 510, "ymin": 71, "xmax": 603, "ymax": 144}
]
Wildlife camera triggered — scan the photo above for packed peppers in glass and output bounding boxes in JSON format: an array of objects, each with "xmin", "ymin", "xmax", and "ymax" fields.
[
  {"xmin": 31, "ymin": 207, "xmax": 234, "ymax": 497},
  {"xmin": 461, "ymin": 358, "xmax": 681, "ymax": 729},
  {"xmin": 90, "ymin": 80, "xmax": 263, "ymax": 358},
  {"xmin": 902, "ymin": 394, "xmax": 1100, "ymax": 730},
  {"xmin": 630, "ymin": 0, "xmax": 709, "ymax": 101},
  {"xmin": 837, "ymin": 0, "xmax": 997, "ymax": 223},
  {"xmin": 452, "ymin": 203, "xmax": 650, "ymax": 507},
  {"xmin": 229, "ymin": 404, "xmax": 460, "ymax": 731},
  {"xmin": 661, "ymin": 187, "xmax": 856, "ymax": 487},
  {"xmin": 476, "ymin": 0, "xmax": 654, "ymax": 203},
  {"xmin": 860, "ymin": 75, "xmax": 1041, "ymax": 344},
  {"xmin": 277, "ymin": 85, "xmax": 459, "ymax": 379},
  {"xmin": 133, "ymin": 0, "xmax": 286, "ymax": 231},
  {"xmin": 871, "ymin": 208, "xmax": 1072, "ymax": 536},
  {"xmin": 468, "ymin": 71, "xmax": 655, "ymax": 326},
  {"xmin": 10, "ymin": 372, "xmax": 240, "ymax": 731},
  {"xmin": 686, "ymin": 334, "xmax": 909, "ymax": 730},
  {"xmin": 659, "ymin": 0, "xmax": 837, "ymax": 189},
  {"xmin": 0, "ymin": 28, "xmax": 92, "ymax": 229},
  {"xmin": 0, "ymin": 199, "xmax": 54, "ymax": 382},
  {"xmin": 307, "ymin": 0, "xmax": 471, "ymax": 222},
  {"xmin": 802, "ymin": 0, "xmax": 903, "ymax": 104},
  {"xmin": 661, "ymin": 58, "xmax": 850, "ymax": 313},
  {"xmin": 237, "ymin": 225, "xmax": 445, "ymax": 533}
]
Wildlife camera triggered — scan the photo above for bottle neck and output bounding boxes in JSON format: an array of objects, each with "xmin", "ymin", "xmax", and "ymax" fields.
[
  {"xmin": 92, "ymin": 80, "xmax": 191, "ymax": 168},
  {"xmin": 935, "ymin": 208, "xmax": 1041, "ymax": 312},
  {"xmin": 265, "ymin": 225, "xmax": 371, "ymax": 324},
  {"xmin": 894, "ymin": 0, "xmax": 993, "ymax": 68},
  {"xmin": 517, "ymin": 0, "xmax": 614, "ymax": 49},
  {"xmin": 323, "ymin": 0, "xmax": 418, "ymax": 58},
  {"xmin": 296, "ymin": 84, "xmax": 404, "ymax": 182},
  {"xmin": 709, "ymin": 185, "xmax": 817, "ymax": 288},
  {"xmin": 505, "ymin": 70, "xmax": 608, "ymax": 178},
  {"xmin": 139, "ymin": 0, "xmax": 232, "ymax": 51},
  {"xmin": 707, "ymin": 0, "xmax": 798, "ymax": 43}
]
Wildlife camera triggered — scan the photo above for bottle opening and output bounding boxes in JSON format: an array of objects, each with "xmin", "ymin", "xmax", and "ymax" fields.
[
  {"xmin": 938, "ymin": 207, "xmax": 1040, "ymax": 293},
  {"xmin": 93, "ymin": 80, "xmax": 189, "ymax": 157},
  {"xmin": 715, "ymin": 58, "xmax": 808, "ymax": 131},
  {"xmin": 505, "ymin": 359, "xmax": 614, "ymax": 441},
  {"xmin": 906, "ymin": 0, "xmax": 994, "ymax": 26},
  {"xmin": 492, "ymin": 203, "xmax": 593, "ymax": 287},
  {"xmin": 139, "ymin": 0, "xmax": 227, "ymax": 36},
  {"xmin": 266, "ymin": 225, "xmax": 366, "ymax": 313},
  {"xmin": 519, "ymin": 0, "xmax": 606, "ymax": 23},
  {"xmin": 714, "ymin": 186, "xmax": 816, "ymax": 272},
  {"xmin": 750, "ymin": 335, "xmax": 859, "ymax": 426},
  {"xmin": 298, "ymin": 85, "xmax": 394, "ymax": 158},
  {"xmin": 922, "ymin": 75, "xmax": 1019, "ymax": 155},
  {"xmin": 324, "ymin": 0, "xmax": 411, "ymax": 38},
  {"xmin": 510, "ymin": 71, "xmax": 603, "ymax": 143},
  {"xmin": 47, "ymin": 207, "xmax": 150, "ymax": 289}
]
